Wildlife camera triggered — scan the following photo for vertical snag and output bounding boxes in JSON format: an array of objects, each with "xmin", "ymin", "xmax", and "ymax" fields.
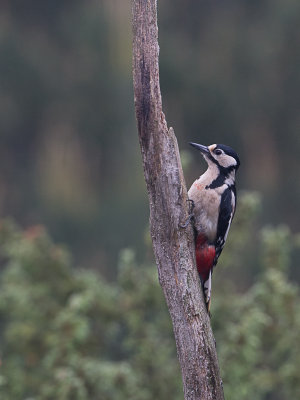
[{"xmin": 132, "ymin": 1, "xmax": 225, "ymax": 399}]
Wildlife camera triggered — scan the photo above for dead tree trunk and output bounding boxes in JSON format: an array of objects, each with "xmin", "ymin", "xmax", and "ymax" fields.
[{"xmin": 132, "ymin": 1, "xmax": 225, "ymax": 399}]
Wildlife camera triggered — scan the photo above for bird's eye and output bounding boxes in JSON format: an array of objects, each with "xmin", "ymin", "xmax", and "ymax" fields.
[{"xmin": 214, "ymin": 149, "xmax": 222, "ymax": 155}]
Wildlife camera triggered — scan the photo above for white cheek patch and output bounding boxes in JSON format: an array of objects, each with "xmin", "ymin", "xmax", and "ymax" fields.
[{"xmin": 218, "ymin": 155, "xmax": 237, "ymax": 168}]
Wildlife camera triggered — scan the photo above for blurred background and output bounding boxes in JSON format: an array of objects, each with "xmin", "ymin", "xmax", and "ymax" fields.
[{"xmin": 0, "ymin": 1, "xmax": 299, "ymax": 399}]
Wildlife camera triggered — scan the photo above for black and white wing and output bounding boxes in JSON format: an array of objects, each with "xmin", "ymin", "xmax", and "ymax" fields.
[{"xmin": 213, "ymin": 186, "xmax": 236, "ymax": 266}]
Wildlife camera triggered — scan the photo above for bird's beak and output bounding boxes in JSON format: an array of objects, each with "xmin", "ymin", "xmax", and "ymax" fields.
[{"xmin": 189, "ymin": 142, "xmax": 210, "ymax": 155}]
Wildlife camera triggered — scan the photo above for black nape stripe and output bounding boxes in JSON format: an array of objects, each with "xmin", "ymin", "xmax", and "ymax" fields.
[
  {"xmin": 218, "ymin": 164, "xmax": 236, "ymax": 175},
  {"xmin": 206, "ymin": 174, "xmax": 225, "ymax": 189}
]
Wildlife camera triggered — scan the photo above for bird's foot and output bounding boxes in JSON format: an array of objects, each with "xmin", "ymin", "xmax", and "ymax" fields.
[
  {"xmin": 180, "ymin": 214, "xmax": 194, "ymax": 228},
  {"xmin": 180, "ymin": 199, "xmax": 195, "ymax": 228}
]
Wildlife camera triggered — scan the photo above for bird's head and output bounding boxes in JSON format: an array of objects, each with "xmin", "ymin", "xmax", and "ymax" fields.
[{"xmin": 189, "ymin": 142, "xmax": 240, "ymax": 173}]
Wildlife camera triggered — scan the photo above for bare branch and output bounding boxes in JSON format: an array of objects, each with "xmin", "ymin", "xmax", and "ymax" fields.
[{"xmin": 132, "ymin": 1, "xmax": 225, "ymax": 399}]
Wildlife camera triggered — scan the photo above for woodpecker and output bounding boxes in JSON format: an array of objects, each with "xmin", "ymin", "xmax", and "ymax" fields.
[{"xmin": 188, "ymin": 142, "xmax": 240, "ymax": 310}]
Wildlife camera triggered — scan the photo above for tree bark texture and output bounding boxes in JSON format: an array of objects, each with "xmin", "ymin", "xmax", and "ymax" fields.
[{"xmin": 132, "ymin": 1, "xmax": 225, "ymax": 400}]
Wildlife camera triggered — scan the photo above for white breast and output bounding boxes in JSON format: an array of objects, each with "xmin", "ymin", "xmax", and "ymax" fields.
[{"xmin": 188, "ymin": 166, "xmax": 224, "ymax": 242}]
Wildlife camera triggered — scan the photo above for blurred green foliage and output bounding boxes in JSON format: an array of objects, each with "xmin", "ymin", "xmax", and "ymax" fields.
[
  {"xmin": 0, "ymin": 222, "xmax": 181, "ymax": 400},
  {"xmin": 0, "ymin": 192, "xmax": 299, "ymax": 399}
]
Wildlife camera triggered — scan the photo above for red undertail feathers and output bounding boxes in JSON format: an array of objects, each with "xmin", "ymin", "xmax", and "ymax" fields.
[{"xmin": 195, "ymin": 233, "xmax": 215, "ymax": 283}]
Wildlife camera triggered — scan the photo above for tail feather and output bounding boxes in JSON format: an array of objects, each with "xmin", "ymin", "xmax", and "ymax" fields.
[{"xmin": 203, "ymin": 270, "xmax": 212, "ymax": 311}]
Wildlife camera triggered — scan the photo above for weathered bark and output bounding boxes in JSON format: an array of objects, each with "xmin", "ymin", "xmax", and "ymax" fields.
[{"xmin": 132, "ymin": 1, "xmax": 225, "ymax": 400}]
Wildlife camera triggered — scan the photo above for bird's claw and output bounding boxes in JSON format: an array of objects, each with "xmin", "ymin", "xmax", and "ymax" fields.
[
  {"xmin": 187, "ymin": 199, "xmax": 195, "ymax": 214},
  {"xmin": 180, "ymin": 214, "xmax": 194, "ymax": 228}
]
